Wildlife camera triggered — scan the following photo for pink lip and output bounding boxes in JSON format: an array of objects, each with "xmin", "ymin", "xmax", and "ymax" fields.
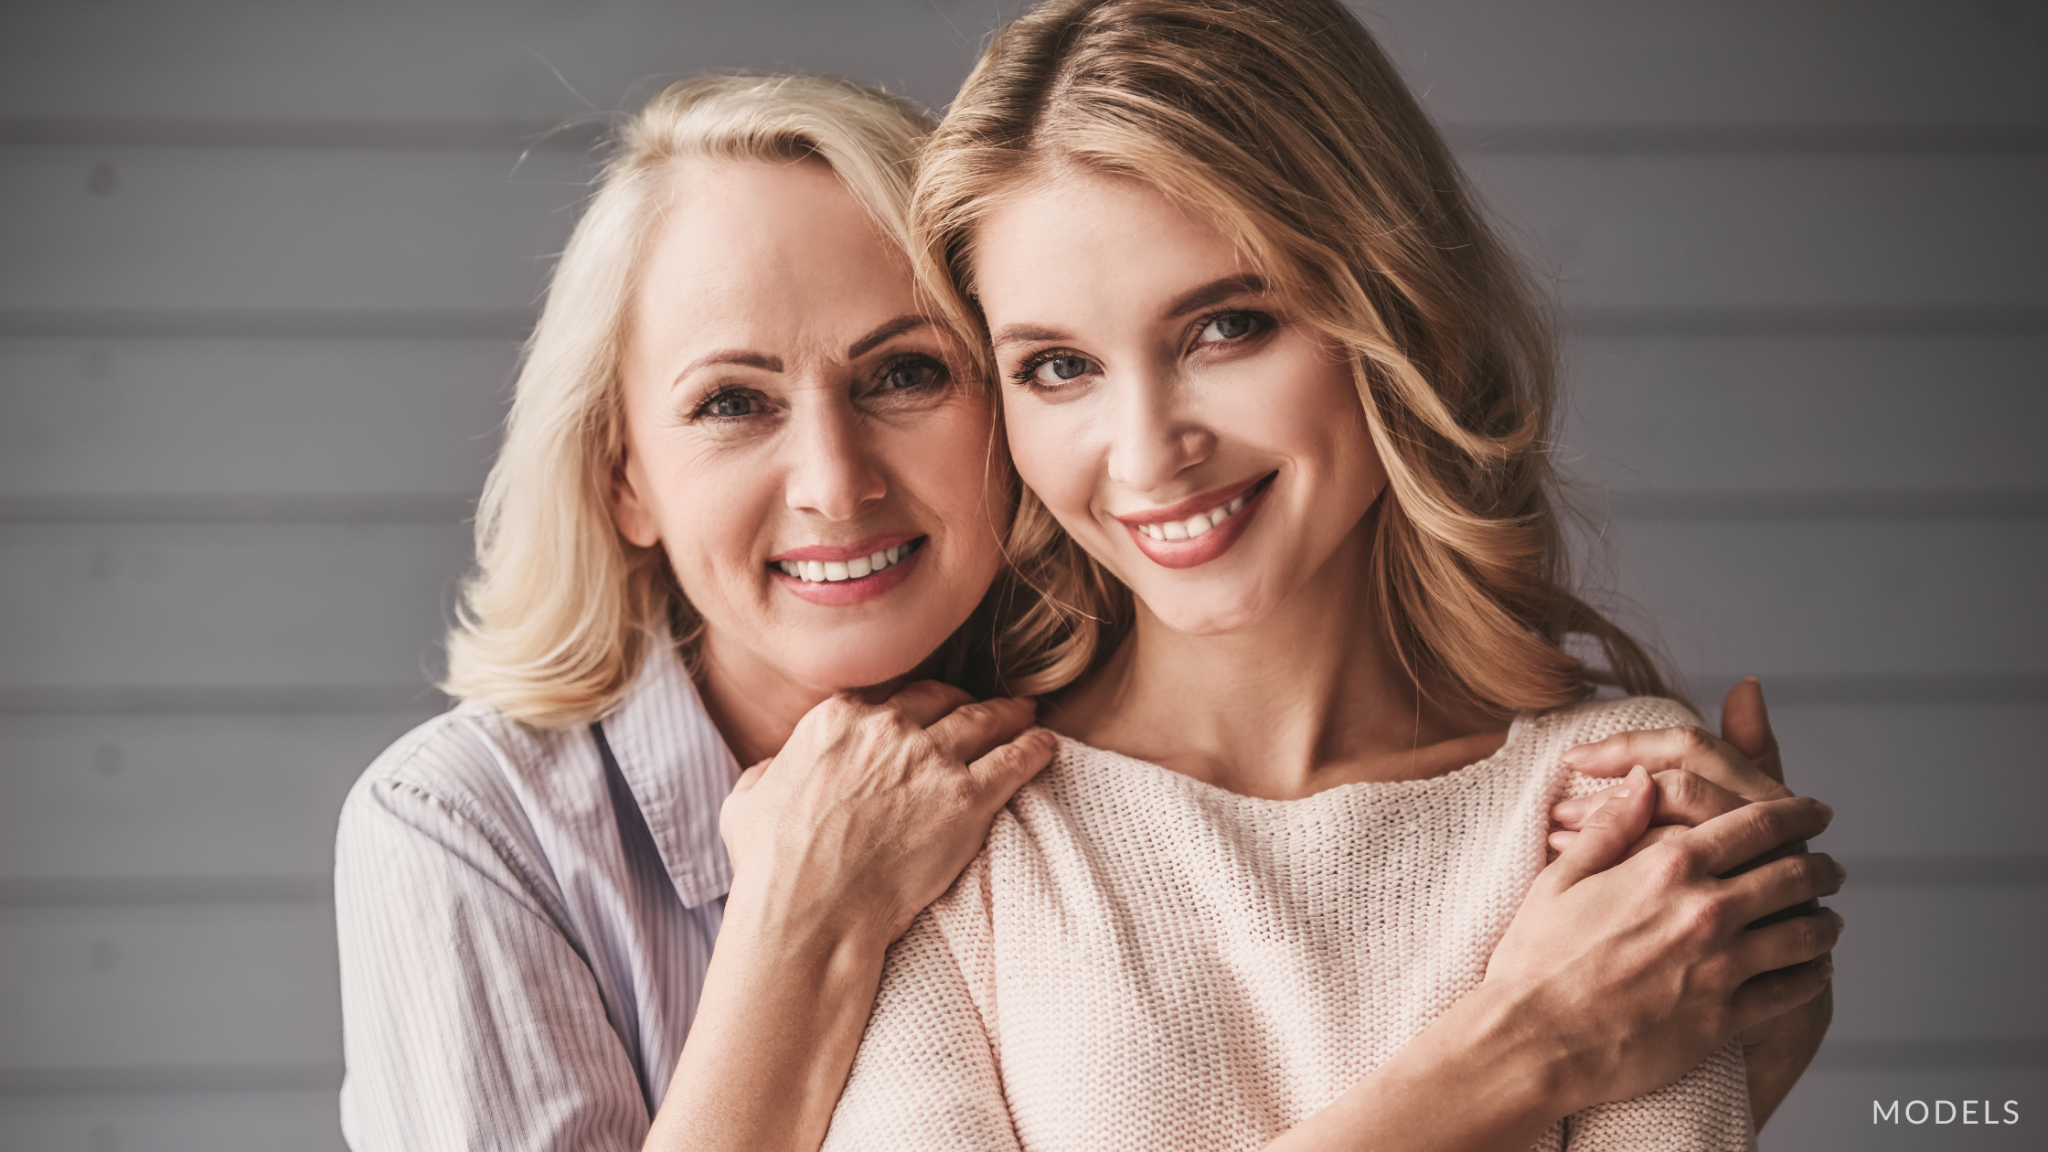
[
  {"xmin": 1112, "ymin": 473, "xmax": 1272, "ymax": 527},
  {"xmin": 1119, "ymin": 473, "xmax": 1275, "ymax": 571},
  {"xmin": 771, "ymin": 540, "xmax": 925, "ymax": 606},
  {"xmin": 769, "ymin": 533, "xmax": 922, "ymax": 564}
]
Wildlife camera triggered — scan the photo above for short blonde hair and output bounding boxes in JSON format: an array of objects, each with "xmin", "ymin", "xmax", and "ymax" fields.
[
  {"xmin": 444, "ymin": 75, "xmax": 936, "ymax": 727},
  {"xmin": 916, "ymin": 0, "xmax": 1669, "ymax": 712}
]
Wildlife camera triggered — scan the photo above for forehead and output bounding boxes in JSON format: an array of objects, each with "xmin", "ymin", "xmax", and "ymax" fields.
[
  {"xmin": 633, "ymin": 156, "xmax": 917, "ymax": 353},
  {"xmin": 973, "ymin": 171, "xmax": 1246, "ymax": 321}
]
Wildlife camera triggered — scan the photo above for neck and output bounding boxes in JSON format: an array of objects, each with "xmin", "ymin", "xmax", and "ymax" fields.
[{"xmin": 1049, "ymin": 528, "xmax": 1508, "ymax": 799}]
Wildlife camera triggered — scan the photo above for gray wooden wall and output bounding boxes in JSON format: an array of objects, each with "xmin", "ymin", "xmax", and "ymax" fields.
[{"xmin": 1, "ymin": 2, "xmax": 2041, "ymax": 1149}]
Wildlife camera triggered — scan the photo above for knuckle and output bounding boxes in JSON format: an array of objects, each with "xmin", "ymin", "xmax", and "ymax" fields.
[
  {"xmin": 1679, "ymin": 725, "xmax": 1716, "ymax": 754},
  {"xmin": 1682, "ymin": 894, "xmax": 1729, "ymax": 941},
  {"xmin": 1644, "ymin": 843, "xmax": 1694, "ymax": 887}
]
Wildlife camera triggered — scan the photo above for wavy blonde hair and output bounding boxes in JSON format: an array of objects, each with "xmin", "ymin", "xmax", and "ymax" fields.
[
  {"xmin": 915, "ymin": 0, "xmax": 1669, "ymax": 712},
  {"xmin": 444, "ymin": 74, "xmax": 938, "ymax": 727}
]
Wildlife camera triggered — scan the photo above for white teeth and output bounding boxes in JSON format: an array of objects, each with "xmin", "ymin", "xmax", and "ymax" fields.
[
  {"xmin": 1136, "ymin": 487, "xmax": 1257, "ymax": 545},
  {"xmin": 776, "ymin": 540, "xmax": 918, "ymax": 583}
]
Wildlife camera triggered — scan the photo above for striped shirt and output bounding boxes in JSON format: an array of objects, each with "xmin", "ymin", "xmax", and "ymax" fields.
[{"xmin": 334, "ymin": 644, "xmax": 737, "ymax": 1151}]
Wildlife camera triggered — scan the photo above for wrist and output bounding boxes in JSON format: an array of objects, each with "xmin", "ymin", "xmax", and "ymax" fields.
[{"xmin": 719, "ymin": 870, "xmax": 896, "ymax": 972}]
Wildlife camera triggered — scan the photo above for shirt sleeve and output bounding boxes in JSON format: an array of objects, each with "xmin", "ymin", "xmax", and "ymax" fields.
[
  {"xmin": 334, "ymin": 772, "xmax": 650, "ymax": 1152},
  {"xmin": 821, "ymin": 871, "xmax": 1021, "ymax": 1152},
  {"xmin": 1564, "ymin": 1039, "xmax": 1757, "ymax": 1151}
]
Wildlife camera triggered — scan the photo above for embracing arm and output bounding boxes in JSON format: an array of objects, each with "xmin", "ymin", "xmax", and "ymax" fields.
[
  {"xmin": 643, "ymin": 686, "xmax": 1055, "ymax": 1152},
  {"xmin": 1551, "ymin": 679, "xmax": 1837, "ymax": 1129},
  {"xmin": 1266, "ymin": 772, "xmax": 1838, "ymax": 1152}
]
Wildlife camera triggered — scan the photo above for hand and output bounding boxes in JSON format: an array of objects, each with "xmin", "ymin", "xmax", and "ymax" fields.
[
  {"xmin": 718, "ymin": 682, "xmax": 1057, "ymax": 947},
  {"xmin": 1484, "ymin": 766, "xmax": 1844, "ymax": 1112},
  {"xmin": 1545, "ymin": 678, "xmax": 1838, "ymax": 1125}
]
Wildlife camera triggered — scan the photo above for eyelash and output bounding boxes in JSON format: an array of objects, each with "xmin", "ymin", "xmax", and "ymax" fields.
[
  {"xmin": 1007, "ymin": 309, "xmax": 1273, "ymax": 391},
  {"xmin": 687, "ymin": 353, "xmax": 951, "ymax": 422}
]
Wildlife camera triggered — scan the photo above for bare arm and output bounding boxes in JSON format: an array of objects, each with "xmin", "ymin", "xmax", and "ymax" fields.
[
  {"xmin": 1551, "ymin": 678, "xmax": 1837, "ymax": 1128},
  {"xmin": 644, "ymin": 684, "xmax": 1056, "ymax": 1152}
]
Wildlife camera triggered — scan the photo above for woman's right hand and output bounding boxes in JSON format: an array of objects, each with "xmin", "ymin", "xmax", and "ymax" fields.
[
  {"xmin": 1481, "ymin": 766, "xmax": 1844, "ymax": 1112},
  {"xmin": 717, "ymin": 682, "xmax": 1058, "ymax": 948}
]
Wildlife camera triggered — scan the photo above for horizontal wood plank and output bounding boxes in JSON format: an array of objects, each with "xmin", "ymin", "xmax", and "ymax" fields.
[
  {"xmin": 1463, "ymin": 152, "xmax": 2048, "ymax": 312},
  {"xmin": 0, "ymin": 1089, "xmax": 345, "ymax": 1152},
  {"xmin": 2, "ymin": 2, "xmax": 2044, "ymax": 130},
  {"xmin": 0, "ymin": 712, "xmax": 435, "ymax": 885},
  {"xmin": 0, "ymin": 523, "xmax": 471, "ymax": 690},
  {"xmin": 0, "ymin": 337, "xmax": 512, "ymax": 501},
  {"xmin": 1763, "ymin": 1065, "xmax": 2043, "ymax": 1152},
  {"xmin": 1560, "ymin": 334, "xmax": 2048, "ymax": 495},
  {"xmin": 0, "ymin": 145, "xmax": 586, "ymax": 315},
  {"xmin": 1593, "ymin": 518, "xmax": 2047, "ymax": 678},
  {"xmin": 0, "ymin": 902, "xmax": 339, "ymax": 1071}
]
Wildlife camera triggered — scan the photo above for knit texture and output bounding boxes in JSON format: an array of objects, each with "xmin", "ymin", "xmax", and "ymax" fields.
[{"xmin": 822, "ymin": 696, "xmax": 1756, "ymax": 1151}]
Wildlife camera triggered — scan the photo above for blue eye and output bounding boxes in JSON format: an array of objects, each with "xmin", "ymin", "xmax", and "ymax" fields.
[
  {"xmin": 696, "ymin": 390, "xmax": 757, "ymax": 419},
  {"xmin": 1199, "ymin": 312, "xmax": 1258, "ymax": 342},
  {"xmin": 1018, "ymin": 354, "xmax": 1096, "ymax": 387}
]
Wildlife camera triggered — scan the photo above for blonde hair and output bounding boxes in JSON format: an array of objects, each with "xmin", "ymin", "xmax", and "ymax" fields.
[
  {"xmin": 444, "ymin": 74, "xmax": 937, "ymax": 727},
  {"xmin": 916, "ymin": 0, "xmax": 1669, "ymax": 712}
]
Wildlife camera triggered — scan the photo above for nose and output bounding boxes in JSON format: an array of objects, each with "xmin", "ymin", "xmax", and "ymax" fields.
[
  {"xmin": 783, "ymin": 394, "xmax": 887, "ymax": 519},
  {"xmin": 1104, "ymin": 362, "xmax": 1214, "ymax": 493}
]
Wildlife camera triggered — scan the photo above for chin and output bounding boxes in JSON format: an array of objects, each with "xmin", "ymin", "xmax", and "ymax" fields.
[{"xmin": 788, "ymin": 629, "xmax": 951, "ymax": 693}]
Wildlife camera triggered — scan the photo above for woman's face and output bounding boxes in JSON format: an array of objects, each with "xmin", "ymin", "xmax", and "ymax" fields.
[
  {"xmin": 976, "ymin": 171, "xmax": 1386, "ymax": 636},
  {"xmin": 613, "ymin": 157, "xmax": 1008, "ymax": 693}
]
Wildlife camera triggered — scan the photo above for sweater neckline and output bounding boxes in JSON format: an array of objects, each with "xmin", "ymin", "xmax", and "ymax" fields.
[{"xmin": 1051, "ymin": 709, "xmax": 1546, "ymax": 808}]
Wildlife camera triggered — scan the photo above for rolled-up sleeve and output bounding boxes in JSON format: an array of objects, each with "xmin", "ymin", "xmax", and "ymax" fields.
[{"xmin": 335, "ymin": 773, "xmax": 650, "ymax": 1152}]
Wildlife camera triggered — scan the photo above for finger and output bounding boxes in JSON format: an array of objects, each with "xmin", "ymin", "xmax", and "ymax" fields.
[
  {"xmin": 883, "ymin": 680, "xmax": 979, "ymax": 728},
  {"xmin": 1553, "ymin": 769, "xmax": 1749, "ymax": 831},
  {"xmin": 1561, "ymin": 724, "xmax": 1789, "ymax": 804},
  {"xmin": 964, "ymin": 729, "xmax": 1059, "ymax": 808},
  {"xmin": 1729, "ymin": 955, "xmax": 1834, "ymax": 1034},
  {"xmin": 1540, "ymin": 764, "xmax": 1656, "ymax": 890},
  {"xmin": 1682, "ymin": 795, "xmax": 1834, "ymax": 876},
  {"xmin": 924, "ymin": 696, "xmax": 1038, "ymax": 764},
  {"xmin": 1737, "ymin": 907, "xmax": 1844, "ymax": 978},
  {"xmin": 1547, "ymin": 821, "xmax": 1687, "ymax": 859},
  {"xmin": 1725, "ymin": 852, "xmax": 1847, "ymax": 925},
  {"xmin": 1721, "ymin": 677, "xmax": 1785, "ymax": 786}
]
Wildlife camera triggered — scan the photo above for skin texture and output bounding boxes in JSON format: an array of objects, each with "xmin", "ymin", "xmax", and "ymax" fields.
[
  {"xmin": 976, "ymin": 168, "xmax": 1841, "ymax": 1148},
  {"xmin": 612, "ymin": 157, "xmax": 1056, "ymax": 1152}
]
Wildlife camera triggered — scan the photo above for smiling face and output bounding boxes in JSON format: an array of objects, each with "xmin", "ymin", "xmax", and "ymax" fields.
[
  {"xmin": 976, "ymin": 171, "xmax": 1387, "ymax": 637},
  {"xmin": 612, "ymin": 156, "xmax": 1008, "ymax": 695}
]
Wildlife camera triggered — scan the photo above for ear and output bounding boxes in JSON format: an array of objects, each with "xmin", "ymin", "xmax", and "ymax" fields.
[{"xmin": 608, "ymin": 450, "xmax": 663, "ymax": 549}]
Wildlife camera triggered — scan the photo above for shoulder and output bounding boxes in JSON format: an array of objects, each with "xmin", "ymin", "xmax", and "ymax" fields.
[
  {"xmin": 1520, "ymin": 695, "xmax": 1703, "ymax": 748},
  {"xmin": 335, "ymin": 700, "xmax": 601, "ymax": 910},
  {"xmin": 344, "ymin": 701, "xmax": 587, "ymax": 837}
]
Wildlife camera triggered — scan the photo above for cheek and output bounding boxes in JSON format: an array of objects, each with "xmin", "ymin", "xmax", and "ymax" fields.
[{"xmin": 1002, "ymin": 394, "xmax": 1099, "ymax": 523}]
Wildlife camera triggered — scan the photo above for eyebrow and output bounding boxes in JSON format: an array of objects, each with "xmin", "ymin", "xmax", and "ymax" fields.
[
  {"xmin": 989, "ymin": 274, "xmax": 1271, "ymax": 351},
  {"xmin": 1163, "ymin": 273, "xmax": 1269, "ymax": 320},
  {"xmin": 847, "ymin": 314, "xmax": 928, "ymax": 359},
  {"xmin": 676, "ymin": 349, "xmax": 783, "ymax": 381},
  {"xmin": 671, "ymin": 315, "xmax": 929, "ymax": 385}
]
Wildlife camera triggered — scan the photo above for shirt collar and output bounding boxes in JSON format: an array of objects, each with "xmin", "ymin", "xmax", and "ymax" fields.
[{"xmin": 597, "ymin": 639, "xmax": 739, "ymax": 908}]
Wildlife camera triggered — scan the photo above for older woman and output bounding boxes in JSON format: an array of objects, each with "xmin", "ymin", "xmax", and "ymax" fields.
[{"xmin": 335, "ymin": 70, "xmax": 1828, "ymax": 1152}]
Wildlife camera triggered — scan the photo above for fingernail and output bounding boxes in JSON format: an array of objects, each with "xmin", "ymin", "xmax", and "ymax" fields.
[
  {"xmin": 1560, "ymin": 745, "xmax": 1590, "ymax": 766},
  {"xmin": 1834, "ymin": 861, "xmax": 1849, "ymax": 885},
  {"xmin": 1818, "ymin": 801, "xmax": 1834, "ymax": 825},
  {"xmin": 1744, "ymin": 674, "xmax": 1760, "ymax": 685},
  {"xmin": 1817, "ymin": 959, "xmax": 1834, "ymax": 979}
]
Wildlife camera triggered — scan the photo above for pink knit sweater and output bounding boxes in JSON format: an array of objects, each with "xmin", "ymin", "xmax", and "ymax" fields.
[{"xmin": 821, "ymin": 696, "xmax": 1755, "ymax": 1152}]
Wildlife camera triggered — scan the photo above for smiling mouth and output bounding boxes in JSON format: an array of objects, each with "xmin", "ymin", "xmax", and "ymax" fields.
[
  {"xmin": 1127, "ymin": 474, "xmax": 1274, "ymax": 542},
  {"xmin": 770, "ymin": 537, "xmax": 925, "ymax": 584}
]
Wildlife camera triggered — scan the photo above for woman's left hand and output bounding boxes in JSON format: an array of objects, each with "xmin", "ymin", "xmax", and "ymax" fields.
[{"xmin": 1545, "ymin": 677, "xmax": 1834, "ymax": 1129}]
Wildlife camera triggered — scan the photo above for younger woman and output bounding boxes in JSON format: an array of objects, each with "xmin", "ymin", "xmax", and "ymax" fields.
[{"xmin": 821, "ymin": 1, "xmax": 1842, "ymax": 1148}]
